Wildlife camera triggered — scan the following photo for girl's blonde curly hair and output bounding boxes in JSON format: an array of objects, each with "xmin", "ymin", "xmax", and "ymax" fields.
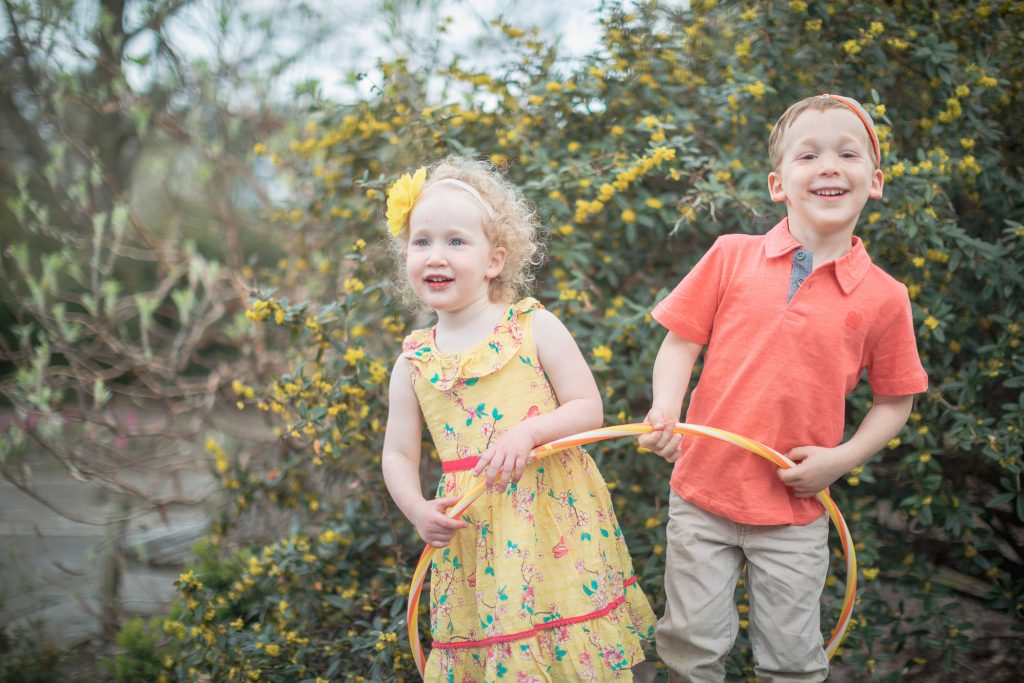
[{"xmin": 387, "ymin": 155, "xmax": 546, "ymax": 310}]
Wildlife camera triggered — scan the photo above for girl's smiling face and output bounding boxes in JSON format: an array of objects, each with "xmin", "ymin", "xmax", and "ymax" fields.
[
  {"xmin": 768, "ymin": 108, "xmax": 884, "ymax": 239},
  {"xmin": 405, "ymin": 186, "xmax": 507, "ymax": 313}
]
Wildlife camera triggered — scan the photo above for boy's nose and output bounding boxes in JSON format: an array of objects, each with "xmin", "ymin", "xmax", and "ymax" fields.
[{"xmin": 817, "ymin": 155, "xmax": 840, "ymax": 174}]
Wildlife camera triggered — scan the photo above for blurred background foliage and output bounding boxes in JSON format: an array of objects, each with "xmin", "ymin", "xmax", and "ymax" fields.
[{"xmin": 2, "ymin": 1, "xmax": 1023, "ymax": 682}]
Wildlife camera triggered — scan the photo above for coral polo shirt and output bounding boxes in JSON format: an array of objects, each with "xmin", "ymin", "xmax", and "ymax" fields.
[{"xmin": 653, "ymin": 219, "xmax": 928, "ymax": 525}]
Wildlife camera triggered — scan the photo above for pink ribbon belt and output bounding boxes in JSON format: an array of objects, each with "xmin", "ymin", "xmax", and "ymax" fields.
[{"xmin": 442, "ymin": 456, "xmax": 480, "ymax": 473}]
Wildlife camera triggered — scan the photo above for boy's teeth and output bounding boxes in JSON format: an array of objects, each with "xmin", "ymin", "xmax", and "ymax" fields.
[{"xmin": 815, "ymin": 189, "xmax": 845, "ymax": 196}]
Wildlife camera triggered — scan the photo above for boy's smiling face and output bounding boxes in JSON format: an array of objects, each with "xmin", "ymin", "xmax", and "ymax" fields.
[{"xmin": 768, "ymin": 107, "xmax": 884, "ymax": 240}]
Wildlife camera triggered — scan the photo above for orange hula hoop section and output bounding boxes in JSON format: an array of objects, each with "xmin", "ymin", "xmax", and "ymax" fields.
[{"xmin": 405, "ymin": 423, "xmax": 857, "ymax": 678}]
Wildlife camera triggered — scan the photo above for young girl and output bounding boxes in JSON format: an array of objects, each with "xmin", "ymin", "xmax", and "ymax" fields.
[{"xmin": 382, "ymin": 156, "xmax": 655, "ymax": 681}]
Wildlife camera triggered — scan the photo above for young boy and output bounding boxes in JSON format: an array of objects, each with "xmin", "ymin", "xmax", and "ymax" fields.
[{"xmin": 640, "ymin": 94, "xmax": 928, "ymax": 681}]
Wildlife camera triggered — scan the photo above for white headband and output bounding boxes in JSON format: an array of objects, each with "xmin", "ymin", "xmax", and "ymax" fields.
[{"xmin": 423, "ymin": 178, "xmax": 496, "ymax": 225}]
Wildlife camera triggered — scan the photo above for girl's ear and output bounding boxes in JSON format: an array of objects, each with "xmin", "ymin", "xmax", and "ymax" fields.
[
  {"xmin": 486, "ymin": 246, "xmax": 507, "ymax": 279},
  {"xmin": 768, "ymin": 171, "xmax": 787, "ymax": 203}
]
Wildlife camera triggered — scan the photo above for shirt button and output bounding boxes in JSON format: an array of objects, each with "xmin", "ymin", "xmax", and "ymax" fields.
[
  {"xmin": 796, "ymin": 251, "xmax": 806, "ymax": 260},
  {"xmin": 797, "ymin": 278, "xmax": 805, "ymax": 285}
]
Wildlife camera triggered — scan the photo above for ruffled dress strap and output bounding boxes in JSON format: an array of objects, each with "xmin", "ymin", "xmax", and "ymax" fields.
[{"xmin": 401, "ymin": 298, "xmax": 543, "ymax": 392}]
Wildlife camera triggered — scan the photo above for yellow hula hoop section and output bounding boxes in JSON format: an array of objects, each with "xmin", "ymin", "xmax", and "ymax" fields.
[{"xmin": 405, "ymin": 423, "xmax": 857, "ymax": 678}]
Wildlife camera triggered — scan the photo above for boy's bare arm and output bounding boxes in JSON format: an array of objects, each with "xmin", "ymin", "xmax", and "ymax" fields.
[
  {"xmin": 639, "ymin": 331, "xmax": 703, "ymax": 462},
  {"xmin": 778, "ymin": 393, "xmax": 914, "ymax": 497}
]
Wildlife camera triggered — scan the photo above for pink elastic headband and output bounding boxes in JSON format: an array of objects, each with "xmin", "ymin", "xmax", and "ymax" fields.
[{"xmin": 821, "ymin": 93, "xmax": 881, "ymax": 166}]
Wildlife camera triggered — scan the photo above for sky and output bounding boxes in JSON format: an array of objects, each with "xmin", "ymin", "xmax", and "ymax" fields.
[{"xmin": 158, "ymin": 0, "xmax": 610, "ymax": 102}]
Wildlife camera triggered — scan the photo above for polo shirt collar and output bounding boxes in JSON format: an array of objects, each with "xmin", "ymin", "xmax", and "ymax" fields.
[{"xmin": 764, "ymin": 218, "xmax": 872, "ymax": 294}]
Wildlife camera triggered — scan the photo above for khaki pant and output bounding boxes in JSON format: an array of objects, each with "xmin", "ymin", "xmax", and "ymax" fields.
[{"xmin": 656, "ymin": 492, "xmax": 830, "ymax": 682}]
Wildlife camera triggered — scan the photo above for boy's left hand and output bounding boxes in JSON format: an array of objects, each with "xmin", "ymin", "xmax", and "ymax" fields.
[
  {"xmin": 777, "ymin": 446, "xmax": 848, "ymax": 498},
  {"xmin": 473, "ymin": 427, "xmax": 536, "ymax": 493}
]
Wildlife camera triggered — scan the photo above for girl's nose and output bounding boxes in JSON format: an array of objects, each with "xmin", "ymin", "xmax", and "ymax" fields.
[{"xmin": 426, "ymin": 245, "xmax": 447, "ymax": 265}]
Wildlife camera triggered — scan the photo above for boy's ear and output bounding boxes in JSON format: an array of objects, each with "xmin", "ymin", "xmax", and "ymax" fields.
[
  {"xmin": 768, "ymin": 171, "xmax": 787, "ymax": 203},
  {"xmin": 486, "ymin": 246, "xmax": 507, "ymax": 279},
  {"xmin": 869, "ymin": 167, "xmax": 884, "ymax": 199}
]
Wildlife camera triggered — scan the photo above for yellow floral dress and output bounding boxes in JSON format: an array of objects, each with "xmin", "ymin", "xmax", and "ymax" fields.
[{"xmin": 403, "ymin": 298, "xmax": 655, "ymax": 682}]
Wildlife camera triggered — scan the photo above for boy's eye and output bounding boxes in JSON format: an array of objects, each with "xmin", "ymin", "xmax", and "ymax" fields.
[
  {"xmin": 449, "ymin": 238, "xmax": 465, "ymax": 246},
  {"xmin": 413, "ymin": 238, "xmax": 430, "ymax": 247},
  {"xmin": 796, "ymin": 152, "xmax": 816, "ymax": 161}
]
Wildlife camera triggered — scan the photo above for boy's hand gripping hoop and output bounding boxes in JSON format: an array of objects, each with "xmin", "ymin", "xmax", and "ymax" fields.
[{"xmin": 405, "ymin": 423, "xmax": 858, "ymax": 678}]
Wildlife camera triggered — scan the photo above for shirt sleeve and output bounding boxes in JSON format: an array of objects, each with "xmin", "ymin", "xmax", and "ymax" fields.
[
  {"xmin": 866, "ymin": 293, "xmax": 929, "ymax": 396},
  {"xmin": 652, "ymin": 237, "xmax": 728, "ymax": 345}
]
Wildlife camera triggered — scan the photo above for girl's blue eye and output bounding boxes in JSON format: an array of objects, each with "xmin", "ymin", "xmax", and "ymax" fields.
[{"xmin": 413, "ymin": 239, "xmax": 429, "ymax": 247}]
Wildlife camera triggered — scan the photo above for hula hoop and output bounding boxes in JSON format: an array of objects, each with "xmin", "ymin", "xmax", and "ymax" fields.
[{"xmin": 406, "ymin": 422, "xmax": 857, "ymax": 678}]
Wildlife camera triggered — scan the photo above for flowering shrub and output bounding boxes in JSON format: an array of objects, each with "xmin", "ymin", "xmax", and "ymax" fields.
[{"xmin": 171, "ymin": 2, "xmax": 1022, "ymax": 681}]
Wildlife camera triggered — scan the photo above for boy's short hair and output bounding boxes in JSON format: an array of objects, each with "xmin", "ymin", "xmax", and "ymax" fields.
[{"xmin": 769, "ymin": 95, "xmax": 880, "ymax": 171}]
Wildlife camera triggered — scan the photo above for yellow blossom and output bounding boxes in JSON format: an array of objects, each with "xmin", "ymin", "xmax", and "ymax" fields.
[
  {"xmin": 592, "ymin": 345, "xmax": 612, "ymax": 363},
  {"xmin": 368, "ymin": 361, "xmax": 388, "ymax": 385},
  {"xmin": 344, "ymin": 347, "xmax": 365, "ymax": 365},
  {"xmin": 385, "ymin": 167, "xmax": 427, "ymax": 236},
  {"xmin": 744, "ymin": 81, "xmax": 766, "ymax": 99},
  {"xmin": 924, "ymin": 315, "xmax": 939, "ymax": 329},
  {"xmin": 621, "ymin": 208, "xmax": 637, "ymax": 223}
]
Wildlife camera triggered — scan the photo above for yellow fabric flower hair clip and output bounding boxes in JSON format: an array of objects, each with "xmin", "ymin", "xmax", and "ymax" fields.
[{"xmin": 386, "ymin": 167, "xmax": 427, "ymax": 236}]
